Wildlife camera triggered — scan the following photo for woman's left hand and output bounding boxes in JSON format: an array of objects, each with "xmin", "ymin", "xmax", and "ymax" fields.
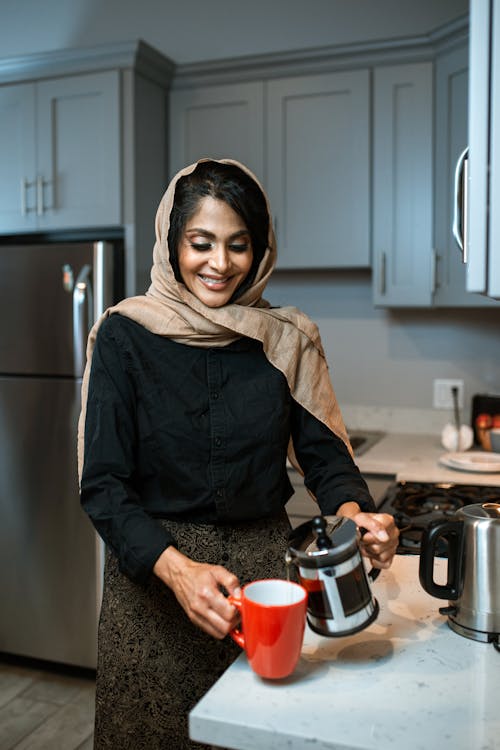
[{"xmin": 337, "ymin": 502, "xmax": 399, "ymax": 569}]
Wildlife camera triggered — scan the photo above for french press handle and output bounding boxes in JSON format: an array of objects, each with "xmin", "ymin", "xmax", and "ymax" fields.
[{"xmin": 358, "ymin": 526, "xmax": 381, "ymax": 581}]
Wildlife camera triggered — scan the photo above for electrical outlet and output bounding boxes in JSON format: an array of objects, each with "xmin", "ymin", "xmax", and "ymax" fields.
[{"xmin": 433, "ymin": 379, "xmax": 464, "ymax": 410}]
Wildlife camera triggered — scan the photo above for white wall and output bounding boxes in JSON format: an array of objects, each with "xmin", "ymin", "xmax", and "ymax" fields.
[{"xmin": 3, "ymin": 0, "xmax": 497, "ymax": 430}]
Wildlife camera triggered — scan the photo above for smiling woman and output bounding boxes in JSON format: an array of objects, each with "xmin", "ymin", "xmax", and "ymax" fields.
[{"xmin": 78, "ymin": 158, "xmax": 398, "ymax": 749}]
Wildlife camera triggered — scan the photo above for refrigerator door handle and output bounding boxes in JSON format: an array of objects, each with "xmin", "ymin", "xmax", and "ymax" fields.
[{"xmin": 73, "ymin": 264, "xmax": 93, "ymax": 377}]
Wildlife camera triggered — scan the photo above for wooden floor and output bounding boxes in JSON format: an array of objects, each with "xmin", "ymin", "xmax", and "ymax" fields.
[{"xmin": 0, "ymin": 657, "xmax": 95, "ymax": 750}]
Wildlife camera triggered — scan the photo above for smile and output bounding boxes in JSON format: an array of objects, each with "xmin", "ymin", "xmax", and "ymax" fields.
[{"xmin": 198, "ymin": 274, "xmax": 231, "ymax": 287}]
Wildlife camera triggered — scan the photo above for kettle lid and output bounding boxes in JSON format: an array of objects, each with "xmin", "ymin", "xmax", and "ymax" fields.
[{"xmin": 461, "ymin": 502, "xmax": 500, "ymax": 519}]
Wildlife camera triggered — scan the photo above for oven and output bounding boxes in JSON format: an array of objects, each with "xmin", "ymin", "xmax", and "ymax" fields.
[{"xmin": 377, "ymin": 481, "xmax": 500, "ymax": 556}]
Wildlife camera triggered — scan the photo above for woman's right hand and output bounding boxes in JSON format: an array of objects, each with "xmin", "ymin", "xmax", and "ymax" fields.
[{"xmin": 153, "ymin": 546, "xmax": 240, "ymax": 639}]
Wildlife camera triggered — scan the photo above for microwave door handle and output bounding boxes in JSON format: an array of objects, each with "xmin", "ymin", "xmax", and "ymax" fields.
[
  {"xmin": 72, "ymin": 264, "xmax": 93, "ymax": 377},
  {"xmin": 452, "ymin": 147, "xmax": 469, "ymax": 257}
]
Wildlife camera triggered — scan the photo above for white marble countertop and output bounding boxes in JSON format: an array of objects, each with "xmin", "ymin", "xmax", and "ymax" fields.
[
  {"xmin": 356, "ymin": 432, "xmax": 500, "ymax": 486},
  {"xmin": 189, "ymin": 555, "xmax": 500, "ymax": 750}
]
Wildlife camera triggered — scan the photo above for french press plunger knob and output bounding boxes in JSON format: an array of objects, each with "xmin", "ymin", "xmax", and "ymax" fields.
[{"xmin": 312, "ymin": 516, "xmax": 331, "ymax": 550}]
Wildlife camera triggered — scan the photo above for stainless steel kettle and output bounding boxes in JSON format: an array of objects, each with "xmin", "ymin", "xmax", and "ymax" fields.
[
  {"xmin": 287, "ymin": 515, "xmax": 379, "ymax": 637},
  {"xmin": 419, "ymin": 502, "xmax": 500, "ymax": 647}
]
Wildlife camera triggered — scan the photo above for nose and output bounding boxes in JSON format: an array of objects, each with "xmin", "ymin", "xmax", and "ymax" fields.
[{"xmin": 207, "ymin": 244, "xmax": 230, "ymax": 274}]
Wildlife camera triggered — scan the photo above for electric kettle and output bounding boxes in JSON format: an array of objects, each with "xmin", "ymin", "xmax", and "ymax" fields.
[
  {"xmin": 419, "ymin": 502, "xmax": 500, "ymax": 646},
  {"xmin": 287, "ymin": 515, "xmax": 379, "ymax": 637}
]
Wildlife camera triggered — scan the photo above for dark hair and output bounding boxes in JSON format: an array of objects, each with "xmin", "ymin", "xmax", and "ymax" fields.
[{"xmin": 167, "ymin": 161, "xmax": 269, "ymax": 300}]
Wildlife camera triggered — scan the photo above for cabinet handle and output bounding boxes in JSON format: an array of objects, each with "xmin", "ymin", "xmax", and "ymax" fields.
[
  {"xmin": 20, "ymin": 178, "xmax": 32, "ymax": 215},
  {"xmin": 452, "ymin": 147, "xmax": 469, "ymax": 259},
  {"xmin": 462, "ymin": 155, "xmax": 469, "ymax": 265},
  {"xmin": 36, "ymin": 175, "xmax": 44, "ymax": 216},
  {"xmin": 431, "ymin": 249, "xmax": 438, "ymax": 294},
  {"xmin": 379, "ymin": 252, "xmax": 387, "ymax": 295}
]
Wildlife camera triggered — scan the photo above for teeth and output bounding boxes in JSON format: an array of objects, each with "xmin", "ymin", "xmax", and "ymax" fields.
[{"xmin": 199, "ymin": 275, "xmax": 228, "ymax": 285}]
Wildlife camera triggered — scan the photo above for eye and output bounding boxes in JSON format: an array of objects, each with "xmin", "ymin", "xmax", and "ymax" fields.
[
  {"xmin": 190, "ymin": 242, "xmax": 212, "ymax": 252},
  {"xmin": 229, "ymin": 243, "xmax": 250, "ymax": 253}
]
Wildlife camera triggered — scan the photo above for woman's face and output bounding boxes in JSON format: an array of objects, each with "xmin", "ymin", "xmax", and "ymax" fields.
[{"xmin": 177, "ymin": 196, "xmax": 254, "ymax": 307}]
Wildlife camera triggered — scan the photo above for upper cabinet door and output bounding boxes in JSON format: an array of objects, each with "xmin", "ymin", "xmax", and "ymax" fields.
[
  {"xmin": 373, "ymin": 63, "xmax": 433, "ymax": 306},
  {"xmin": 36, "ymin": 71, "xmax": 121, "ymax": 230},
  {"xmin": 467, "ymin": 0, "xmax": 500, "ymax": 299},
  {"xmin": 434, "ymin": 42, "xmax": 499, "ymax": 307},
  {"xmin": 266, "ymin": 70, "xmax": 370, "ymax": 269},
  {"xmin": 169, "ymin": 82, "xmax": 265, "ymax": 182},
  {"xmin": 0, "ymin": 83, "xmax": 37, "ymax": 233}
]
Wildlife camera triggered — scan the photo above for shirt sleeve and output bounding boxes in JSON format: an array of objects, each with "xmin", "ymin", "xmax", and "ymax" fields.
[
  {"xmin": 290, "ymin": 399, "xmax": 376, "ymax": 515},
  {"xmin": 80, "ymin": 318, "xmax": 176, "ymax": 584}
]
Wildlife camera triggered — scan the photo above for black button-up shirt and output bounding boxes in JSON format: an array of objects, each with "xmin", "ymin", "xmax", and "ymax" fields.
[{"xmin": 80, "ymin": 314, "xmax": 374, "ymax": 582}]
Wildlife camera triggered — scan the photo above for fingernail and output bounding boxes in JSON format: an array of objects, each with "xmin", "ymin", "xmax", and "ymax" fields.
[
  {"xmin": 377, "ymin": 530, "xmax": 389, "ymax": 541},
  {"xmin": 233, "ymin": 587, "xmax": 241, "ymax": 598}
]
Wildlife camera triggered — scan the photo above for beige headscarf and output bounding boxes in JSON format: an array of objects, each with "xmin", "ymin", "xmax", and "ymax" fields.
[{"xmin": 77, "ymin": 158, "xmax": 351, "ymax": 481}]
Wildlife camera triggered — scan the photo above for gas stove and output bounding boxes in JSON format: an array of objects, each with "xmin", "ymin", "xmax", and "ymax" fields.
[{"xmin": 378, "ymin": 481, "xmax": 500, "ymax": 555}]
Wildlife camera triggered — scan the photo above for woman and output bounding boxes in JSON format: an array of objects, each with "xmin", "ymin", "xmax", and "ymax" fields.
[{"xmin": 79, "ymin": 159, "xmax": 399, "ymax": 749}]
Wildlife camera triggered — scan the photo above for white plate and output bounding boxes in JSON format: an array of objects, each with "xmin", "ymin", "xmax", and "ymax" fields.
[{"xmin": 439, "ymin": 451, "xmax": 500, "ymax": 473}]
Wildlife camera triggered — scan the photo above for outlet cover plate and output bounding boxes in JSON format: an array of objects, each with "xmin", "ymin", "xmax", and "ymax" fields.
[{"xmin": 433, "ymin": 379, "xmax": 464, "ymax": 410}]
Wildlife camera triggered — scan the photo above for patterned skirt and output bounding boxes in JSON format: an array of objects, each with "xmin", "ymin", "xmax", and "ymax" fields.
[{"xmin": 93, "ymin": 511, "xmax": 292, "ymax": 750}]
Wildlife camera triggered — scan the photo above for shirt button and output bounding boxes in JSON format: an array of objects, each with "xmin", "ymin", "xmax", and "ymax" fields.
[
  {"xmin": 216, "ymin": 489, "xmax": 223, "ymax": 497},
  {"xmin": 212, "ymin": 392, "xmax": 219, "ymax": 400},
  {"xmin": 215, "ymin": 437, "xmax": 222, "ymax": 447},
  {"xmin": 221, "ymin": 552, "xmax": 229, "ymax": 562}
]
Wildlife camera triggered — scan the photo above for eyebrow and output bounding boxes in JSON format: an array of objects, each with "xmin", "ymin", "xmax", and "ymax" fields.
[{"xmin": 185, "ymin": 228, "xmax": 250, "ymax": 240}]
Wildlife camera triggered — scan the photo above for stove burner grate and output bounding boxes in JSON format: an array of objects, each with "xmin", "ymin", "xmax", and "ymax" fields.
[
  {"xmin": 378, "ymin": 481, "xmax": 500, "ymax": 556},
  {"xmin": 392, "ymin": 483, "xmax": 500, "ymax": 517}
]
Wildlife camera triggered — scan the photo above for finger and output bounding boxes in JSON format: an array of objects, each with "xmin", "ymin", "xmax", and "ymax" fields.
[
  {"xmin": 354, "ymin": 512, "xmax": 391, "ymax": 543},
  {"xmin": 211, "ymin": 565, "xmax": 241, "ymax": 597},
  {"xmin": 193, "ymin": 575, "xmax": 239, "ymax": 624},
  {"xmin": 362, "ymin": 539, "xmax": 399, "ymax": 561},
  {"xmin": 190, "ymin": 610, "xmax": 232, "ymax": 640},
  {"xmin": 187, "ymin": 589, "xmax": 238, "ymax": 639}
]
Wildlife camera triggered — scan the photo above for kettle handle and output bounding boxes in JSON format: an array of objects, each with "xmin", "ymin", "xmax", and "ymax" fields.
[{"xmin": 418, "ymin": 519, "xmax": 463, "ymax": 600}]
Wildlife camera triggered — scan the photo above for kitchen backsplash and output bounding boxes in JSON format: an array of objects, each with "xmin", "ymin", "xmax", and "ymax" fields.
[{"xmin": 342, "ymin": 404, "xmax": 457, "ymax": 435}]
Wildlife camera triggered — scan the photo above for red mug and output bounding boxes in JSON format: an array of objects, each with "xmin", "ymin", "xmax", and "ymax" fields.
[{"xmin": 228, "ymin": 579, "xmax": 308, "ymax": 679}]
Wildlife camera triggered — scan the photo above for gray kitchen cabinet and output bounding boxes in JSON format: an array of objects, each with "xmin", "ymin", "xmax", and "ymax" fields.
[
  {"xmin": 266, "ymin": 70, "xmax": 370, "ymax": 269},
  {"xmin": 466, "ymin": 0, "xmax": 500, "ymax": 299},
  {"xmin": 433, "ymin": 41, "xmax": 499, "ymax": 307},
  {"xmin": 169, "ymin": 70, "xmax": 370, "ymax": 269},
  {"xmin": 169, "ymin": 81, "xmax": 265, "ymax": 183},
  {"xmin": 0, "ymin": 41, "xmax": 174, "ymax": 296},
  {"xmin": 0, "ymin": 83, "xmax": 36, "ymax": 231},
  {"xmin": 372, "ymin": 62, "xmax": 434, "ymax": 307},
  {"xmin": 0, "ymin": 71, "xmax": 120, "ymax": 233}
]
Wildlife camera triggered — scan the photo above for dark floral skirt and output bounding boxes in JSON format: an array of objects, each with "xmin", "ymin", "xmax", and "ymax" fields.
[{"xmin": 93, "ymin": 511, "xmax": 292, "ymax": 749}]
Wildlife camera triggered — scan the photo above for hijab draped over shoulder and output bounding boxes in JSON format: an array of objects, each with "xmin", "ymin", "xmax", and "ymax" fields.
[{"xmin": 77, "ymin": 158, "xmax": 352, "ymax": 480}]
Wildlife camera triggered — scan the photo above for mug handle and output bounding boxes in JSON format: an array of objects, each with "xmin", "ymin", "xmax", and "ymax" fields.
[{"xmin": 227, "ymin": 594, "xmax": 245, "ymax": 649}]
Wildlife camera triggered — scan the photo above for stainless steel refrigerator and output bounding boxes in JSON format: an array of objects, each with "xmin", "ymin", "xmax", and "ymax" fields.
[{"xmin": 0, "ymin": 239, "xmax": 123, "ymax": 669}]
